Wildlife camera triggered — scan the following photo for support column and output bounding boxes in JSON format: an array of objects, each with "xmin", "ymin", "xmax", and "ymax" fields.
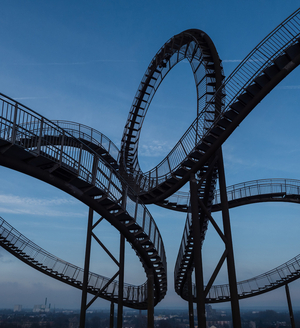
[
  {"xmin": 190, "ymin": 174, "xmax": 206, "ymax": 327},
  {"xmin": 285, "ymin": 284, "xmax": 296, "ymax": 328},
  {"xmin": 110, "ymin": 301, "xmax": 115, "ymax": 328},
  {"xmin": 147, "ymin": 269, "xmax": 154, "ymax": 328},
  {"xmin": 117, "ymin": 233, "xmax": 125, "ymax": 328},
  {"xmin": 217, "ymin": 148, "xmax": 241, "ymax": 327},
  {"xmin": 187, "ymin": 272, "xmax": 195, "ymax": 328},
  {"xmin": 80, "ymin": 207, "xmax": 94, "ymax": 328}
]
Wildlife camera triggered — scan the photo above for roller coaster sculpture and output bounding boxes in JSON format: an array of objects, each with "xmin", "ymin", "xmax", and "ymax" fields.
[{"xmin": 0, "ymin": 7, "xmax": 300, "ymax": 328}]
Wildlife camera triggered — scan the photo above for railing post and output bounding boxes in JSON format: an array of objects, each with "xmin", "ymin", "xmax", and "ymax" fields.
[
  {"xmin": 11, "ymin": 104, "xmax": 18, "ymax": 144},
  {"xmin": 37, "ymin": 118, "xmax": 44, "ymax": 155},
  {"xmin": 59, "ymin": 132, "xmax": 65, "ymax": 165},
  {"xmin": 78, "ymin": 144, "xmax": 83, "ymax": 176}
]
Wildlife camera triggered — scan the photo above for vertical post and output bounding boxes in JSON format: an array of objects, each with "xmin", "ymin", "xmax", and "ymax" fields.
[
  {"xmin": 110, "ymin": 301, "xmax": 115, "ymax": 328},
  {"xmin": 187, "ymin": 272, "xmax": 195, "ymax": 328},
  {"xmin": 285, "ymin": 284, "xmax": 296, "ymax": 328},
  {"xmin": 79, "ymin": 207, "xmax": 94, "ymax": 328},
  {"xmin": 117, "ymin": 233, "xmax": 125, "ymax": 328},
  {"xmin": 147, "ymin": 269, "xmax": 154, "ymax": 328},
  {"xmin": 217, "ymin": 148, "xmax": 241, "ymax": 327},
  {"xmin": 11, "ymin": 104, "xmax": 18, "ymax": 144},
  {"xmin": 190, "ymin": 174, "xmax": 206, "ymax": 327},
  {"xmin": 37, "ymin": 118, "xmax": 43, "ymax": 155}
]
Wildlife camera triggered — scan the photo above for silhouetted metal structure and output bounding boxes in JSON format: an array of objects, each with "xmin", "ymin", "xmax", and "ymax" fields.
[{"xmin": 0, "ymin": 6, "xmax": 300, "ymax": 328}]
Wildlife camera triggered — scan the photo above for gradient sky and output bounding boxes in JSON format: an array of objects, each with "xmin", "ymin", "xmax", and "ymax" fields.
[{"xmin": 0, "ymin": 0, "xmax": 300, "ymax": 313}]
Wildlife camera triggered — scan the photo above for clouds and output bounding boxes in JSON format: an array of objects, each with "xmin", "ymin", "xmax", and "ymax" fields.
[
  {"xmin": 0, "ymin": 194, "xmax": 84, "ymax": 217},
  {"xmin": 140, "ymin": 140, "xmax": 172, "ymax": 157}
]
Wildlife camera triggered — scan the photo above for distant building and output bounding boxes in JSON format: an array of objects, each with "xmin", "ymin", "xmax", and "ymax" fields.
[
  {"xmin": 33, "ymin": 305, "xmax": 43, "ymax": 313},
  {"xmin": 13, "ymin": 305, "xmax": 22, "ymax": 312}
]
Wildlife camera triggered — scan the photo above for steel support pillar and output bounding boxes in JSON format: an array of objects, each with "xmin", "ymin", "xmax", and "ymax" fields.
[
  {"xmin": 80, "ymin": 207, "xmax": 94, "ymax": 328},
  {"xmin": 187, "ymin": 272, "xmax": 195, "ymax": 328},
  {"xmin": 117, "ymin": 233, "xmax": 125, "ymax": 328},
  {"xmin": 147, "ymin": 269, "xmax": 155, "ymax": 328},
  {"xmin": 110, "ymin": 301, "xmax": 115, "ymax": 328},
  {"xmin": 190, "ymin": 174, "xmax": 206, "ymax": 327},
  {"xmin": 217, "ymin": 148, "xmax": 241, "ymax": 327},
  {"xmin": 285, "ymin": 284, "xmax": 296, "ymax": 328}
]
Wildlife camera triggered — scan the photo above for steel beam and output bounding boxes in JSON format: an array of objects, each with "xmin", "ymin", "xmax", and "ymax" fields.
[
  {"xmin": 285, "ymin": 284, "xmax": 296, "ymax": 328},
  {"xmin": 80, "ymin": 206, "xmax": 94, "ymax": 328},
  {"xmin": 117, "ymin": 233, "xmax": 125, "ymax": 328},
  {"xmin": 217, "ymin": 148, "xmax": 241, "ymax": 327},
  {"xmin": 147, "ymin": 269, "xmax": 155, "ymax": 328},
  {"xmin": 110, "ymin": 301, "xmax": 115, "ymax": 328},
  {"xmin": 190, "ymin": 174, "xmax": 206, "ymax": 327},
  {"xmin": 188, "ymin": 272, "xmax": 195, "ymax": 328}
]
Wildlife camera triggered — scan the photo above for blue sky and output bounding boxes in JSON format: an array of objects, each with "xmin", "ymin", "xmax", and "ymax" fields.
[{"xmin": 0, "ymin": 0, "xmax": 300, "ymax": 312}]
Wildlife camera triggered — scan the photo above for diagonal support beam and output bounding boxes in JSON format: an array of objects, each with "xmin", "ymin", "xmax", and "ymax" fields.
[
  {"xmin": 198, "ymin": 197, "xmax": 227, "ymax": 244},
  {"xmin": 92, "ymin": 232, "xmax": 119, "ymax": 266},
  {"xmin": 204, "ymin": 250, "xmax": 228, "ymax": 297},
  {"xmin": 86, "ymin": 270, "xmax": 120, "ymax": 309}
]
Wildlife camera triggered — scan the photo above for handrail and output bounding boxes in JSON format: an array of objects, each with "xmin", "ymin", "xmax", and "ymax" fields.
[
  {"xmin": 162, "ymin": 178, "xmax": 300, "ymax": 210},
  {"xmin": 52, "ymin": 120, "xmax": 120, "ymax": 164},
  {"xmin": 170, "ymin": 178, "xmax": 300, "ymax": 301},
  {"xmin": 121, "ymin": 29, "xmax": 224, "ymax": 189},
  {"xmin": 0, "ymin": 93, "xmax": 167, "ymax": 300},
  {"xmin": 205, "ymin": 253, "xmax": 300, "ymax": 302},
  {"xmin": 129, "ymin": 8, "xmax": 300, "ymax": 192},
  {"xmin": 0, "ymin": 216, "xmax": 148, "ymax": 305}
]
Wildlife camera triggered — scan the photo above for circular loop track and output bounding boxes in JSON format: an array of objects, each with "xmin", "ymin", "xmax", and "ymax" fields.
[
  {"xmin": 1, "ymin": 7, "xmax": 300, "ymax": 311},
  {"xmin": 121, "ymin": 29, "xmax": 225, "ymax": 200}
]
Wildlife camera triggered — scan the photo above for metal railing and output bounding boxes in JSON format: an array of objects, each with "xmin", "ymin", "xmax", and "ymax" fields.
[
  {"xmin": 204, "ymin": 254, "xmax": 300, "ymax": 301},
  {"xmin": 52, "ymin": 120, "xmax": 120, "ymax": 164},
  {"xmin": 0, "ymin": 216, "xmax": 148, "ymax": 304},
  {"xmin": 171, "ymin": 178, "xmax": 300, "ymax": 300},
  {"xmin": 0, "ymin": 92, "xmax": 166, "ymax": 296},
  {"xmin": 213, "ymin": 178, "xmax": 300, "ymax": 204},
  {"xmin": 132, "ymin": 8, "xmax": 300, "ymax": 192},
  {"xmin": 164, "ymin": 178, "xmax": 300, "ymax": 210},
  {"xmin": 122, "ymin": 30, "xmax": 224, "ymax": 187}
]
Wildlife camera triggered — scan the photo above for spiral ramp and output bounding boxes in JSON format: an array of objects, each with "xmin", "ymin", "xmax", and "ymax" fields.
[
  {"xmin": 0, "ymin": 94, "xmax": 167, "ymax": 308},
  {"xmin": 122, "ymin": 9, "xmax": 300, "ymax": 206},
  {"xmin": 0, "ymin": 216, "xmax": 148, "ymax": 307},
  {"xmin": 156, "ymin": 179, "xmax": 300, "ymax": 301},
  {"xmin": 0, "ymin": 6, "xmax": 300, "ymax": 321}
]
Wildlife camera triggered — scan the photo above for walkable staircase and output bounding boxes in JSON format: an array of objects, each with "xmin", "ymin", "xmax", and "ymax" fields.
[
  {"xmin": 0, "ymin": 93, "xmax": 167, "ymax": 307},
  {"xmin": 0, "ymin": 217, "xmax": 149, "ymax": 307},
  {"xmin": 121, "ymin": 9, "xmax": 300, "ymax": 207}
]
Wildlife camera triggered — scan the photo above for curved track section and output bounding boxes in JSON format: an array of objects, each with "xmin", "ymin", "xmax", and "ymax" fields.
[
  {"xmin": 52, "ymin": 120, "xmax": 120, "ymax": 170},
  {"xmin": 121, "ymin": 29, "xmax": 225, "ymax": 197},
  {"xmin": 206, "ymin": 254, "xmax": 300, "ymax": 303},
  {"xmin": 160, "ymin": 178, "xmax": 300, "ymax": 212},
  {"xmin": 168, "ymin": 178, "xmax": 300, "ymax": 302},
  {"xmin": 0, "ymin": 217, "xmax": 148, "ymax": 308},
  {"xmin": 0, "ymin": 93, "xmax": 167, "ymax": 306},
  {"xmin": 198, "ymin": 179, "xmax": 300, "ymax": 302},
  {"xmin": 174, "ymin": 9, "xmax": 300, "ymax": 301},
  {"xmin": 122, "ymin": 10, "xmax": 300, "ymax": 206}
]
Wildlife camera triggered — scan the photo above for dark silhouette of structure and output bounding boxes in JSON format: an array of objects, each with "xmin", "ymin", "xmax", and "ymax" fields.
[{"xmin": 0, "ymin": 7, "xmax": 300, "ymax": 328}]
